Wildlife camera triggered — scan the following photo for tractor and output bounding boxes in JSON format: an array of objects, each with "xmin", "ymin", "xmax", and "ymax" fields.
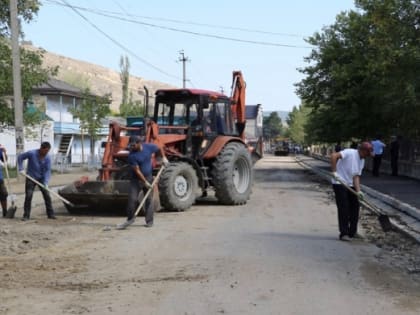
[{"xmin": 59, "ymin": 71, "xmax": 254, "ymax": 213}]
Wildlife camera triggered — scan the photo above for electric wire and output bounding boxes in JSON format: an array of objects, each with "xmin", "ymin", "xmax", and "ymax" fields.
[
  {"xmin": 47, "ymin": 0, "xmax": 312, "ymax": 48},
  {"xmin": 46, "ymin": 0, "xmax": 306, "ymax": 38},
  {"xmin": 58, "ymin": 0, "xmax": 181, "ymax": 80}
]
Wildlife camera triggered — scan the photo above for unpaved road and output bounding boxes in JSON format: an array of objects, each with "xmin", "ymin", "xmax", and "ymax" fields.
[{"xmin": 1, "ymin": 156, "xmax": 420, "ymax": 314}]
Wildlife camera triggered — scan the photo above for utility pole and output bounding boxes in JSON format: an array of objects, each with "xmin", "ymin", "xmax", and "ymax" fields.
[
  {"xmin": 219, "ymin": 86, "xmax": 225, "ymax": 94},
  {"xmin": 178, "ymin": 50, "xmax": 189, "ymax": 88},
  {"xmin": 9, "ymin": 0, "xmax": 24, "ymax": 158}
]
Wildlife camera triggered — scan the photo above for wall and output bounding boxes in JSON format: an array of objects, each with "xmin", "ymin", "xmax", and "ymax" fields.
[{"xmin": 0, "ymin": 122, "xmax": 54, "ymax": 165}]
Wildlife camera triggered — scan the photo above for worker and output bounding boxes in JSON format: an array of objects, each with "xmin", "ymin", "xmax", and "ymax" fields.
[
  {"xmin": 371, "ymin": 135, "xmax": 386, "ymax": 176},
  {"xmin": 0, "ymin": 144, "xmax": 8, "ymax": 217},
  {"xmin": 18, "ymin": 142, "xmax": 56, "ymax": 221},
  {"xmin": 118, "ymin": 135, "xmax": 168, "ymax": 229},
  {"xmin": 331, "ymin": 142, "xmax": 374, "ymax": 242}
]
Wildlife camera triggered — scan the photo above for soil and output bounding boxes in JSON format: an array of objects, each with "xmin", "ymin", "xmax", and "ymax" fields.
[{"xmin": 1, "ymin": 156, "xmax": 420, "ymax": 314}]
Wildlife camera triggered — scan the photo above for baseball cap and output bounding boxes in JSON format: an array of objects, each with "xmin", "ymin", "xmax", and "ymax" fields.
[{"xmin": 128, "ymin": 135, "xmax": 142, "ymax": 145}]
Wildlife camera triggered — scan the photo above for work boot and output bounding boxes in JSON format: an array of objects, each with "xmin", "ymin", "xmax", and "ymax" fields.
[
  {"xmin": 116, "ymin": 218, "xmax": 135, "ymax": 230},
  {"xmin": 339, "ymin": 235, "xmax": 352, "ymax": 242},
  {"xmin": 48, "ymin": 215, "xmax": 57, "ymax": 220},
  {"xmin": 21, "ymin": 216, "xmax": 30, "ymax": 221},
  {"xmin": 2, "ymin": 210, "xmax": 6, "ymax": 218}
]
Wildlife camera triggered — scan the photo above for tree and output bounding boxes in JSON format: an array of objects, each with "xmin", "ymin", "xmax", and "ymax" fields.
[
  {"xmin": 70, "ymin": 88, "xmax": 111, "ymax": 159},
  {"xmin": 263, "ymin": 112, "xmax": 283, "ymax": 140},
  {"xmin": 119, "ymin": 55, "xmax": 129, "ymax": 108},
  {"xmin": 296, "ymin": 0, "xmax": 420, "ymax": 142},
  {"xmin": 118, "ymin": 55, "xmax": 144, "ymax": 117},
  {"xmin": 0, "ymin": 1, "xmax": 58, "ymax": 125},
  {"xmin": 287, "ymin": 104, "xmax": 310, "ymax": 144}
]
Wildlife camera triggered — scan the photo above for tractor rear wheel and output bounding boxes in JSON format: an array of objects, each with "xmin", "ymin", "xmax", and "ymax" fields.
[
  {"xmin": 212, "ymin": 142, "xmax": 253, "ymax": 205},
  {"xmin": 159, "ymin": 162, "xmax": 198, "ymax": 211}
]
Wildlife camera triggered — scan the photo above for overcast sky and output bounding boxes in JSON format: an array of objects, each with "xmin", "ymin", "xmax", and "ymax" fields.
[{"xmin": 22, "ymin": 0, "xmax": 356, "ymax": 112}]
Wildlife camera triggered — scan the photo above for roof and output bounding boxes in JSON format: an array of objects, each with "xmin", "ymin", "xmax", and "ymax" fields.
[
  {"xmin": 32, "ymin": 78, "xmax": 83, "ymax": 98},
  {"xmin": 246, "ymin": 104, "xmax": 262, "ymax": 119},
  {"xmin": 155, "ymin": 88, "xmax": 227, "ymax": 98}
]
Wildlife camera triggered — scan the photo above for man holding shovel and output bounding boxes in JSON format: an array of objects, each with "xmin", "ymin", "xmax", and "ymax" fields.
[
  {"xmin": 18, "ymin": 142, "xmax": 56, "ymax": 220},
  {"xmin": 118, "ymin": 136, "xmax": 168, "ymax": 229},
  {"xmin": 331, "ymin": 142, "xmax": 373, "ymax": 241},
  {"xmin": 0, "ymin": 145, "xmax": 8, "ymax": 217}
]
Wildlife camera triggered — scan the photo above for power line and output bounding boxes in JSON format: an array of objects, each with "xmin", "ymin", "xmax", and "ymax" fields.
[
  {"xmin": 46, "ymin": 0, "xmax": 306, "ymax": 38},
  {"xmin": 58, "ymin": 0, "xmax": 180, "ymax": 80},
  {"xmin": 47, "ymin": 0, "xmax": 312, "ymax": 49}
]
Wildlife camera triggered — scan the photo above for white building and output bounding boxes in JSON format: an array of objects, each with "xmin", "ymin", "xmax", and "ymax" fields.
[{"xmin": 0, "ymin": 79, "xmax": 110, "ymax": 167}]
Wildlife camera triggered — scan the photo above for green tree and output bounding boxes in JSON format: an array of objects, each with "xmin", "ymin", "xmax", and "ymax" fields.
[
  {"xmin": 296, "ymin": 0, "xmax": 420, "ymax": 142},
  {"xmin": 287, "ymin": 104, "xmax": 310, "ymax": 144},
  {"xmin": 0, "ymin": 1, "xmax": 58, "ymax": 125},
  {"xmin": 263, "ymin": 112, "xmax": 283, "ymax": 140},
  {"xmin": 118, "ymin": 55, "xmax": 144, "ymax": 117},
  {"xmin": 119, "ymin": 55, "xmax": 129, "ymax": 108},
  {"xmin": 70, "ymin": 88, "xmax": 111, "ymax": 159}
]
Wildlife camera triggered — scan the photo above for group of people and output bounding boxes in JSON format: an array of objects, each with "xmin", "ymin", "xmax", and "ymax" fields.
[{"xmin": 1, "ymin": 137, "xmax": 167, "ymax": 228}]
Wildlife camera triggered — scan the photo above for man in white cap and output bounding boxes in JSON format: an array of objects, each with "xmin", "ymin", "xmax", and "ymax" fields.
[{"xmin": 330, "ymin": 142, "xmax": 373, "ymax": 241}]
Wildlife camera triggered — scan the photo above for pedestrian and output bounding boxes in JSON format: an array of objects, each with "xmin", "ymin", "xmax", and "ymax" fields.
[
  {"xmin": 18, "ymin": 142, "xmax": 56, "ymax": 220},
  {"xmin": 331, "ymin": 142, "xmax": 373, "ymax": 241},
  {"xmin": 371, "ymin": 135, "xmax": 386, "ymax": 176},
  {"xmin": 390, "ymin": 136, "xmax": 400, "ymax": 176},
  {"xmin": 117, "ymin": 136, "xmax": 168, "ymax": 229},
  {"xmin": 0, "ymin": 144, "xmax": 8, "ymax": 217}
]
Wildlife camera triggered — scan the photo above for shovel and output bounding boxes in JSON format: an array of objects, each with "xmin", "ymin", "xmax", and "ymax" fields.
[
  {"xmin": 21, "ymin": 172, "xmax": 77, "ymax": 208},
  {"xmin": 333, "ymin": 174, "xmax": 392, "ymax": 232},
  {"xmin": 116, "ymin": 166, "xmax": 165, "ymax": 230},
  {"xmin": 2, "ymin": 152, "xmax": 17, "ymax": 218}
]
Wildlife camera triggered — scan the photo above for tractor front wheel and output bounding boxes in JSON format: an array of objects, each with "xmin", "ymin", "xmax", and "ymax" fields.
[{"xmin": 159, "ymin": 162, "xmax": 198, "ymax": 211}]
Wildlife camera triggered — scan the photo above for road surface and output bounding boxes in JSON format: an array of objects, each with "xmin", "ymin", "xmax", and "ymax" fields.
[{"xmin": 1, "ymin": 156, "xmax": 419, "ymax": 314}]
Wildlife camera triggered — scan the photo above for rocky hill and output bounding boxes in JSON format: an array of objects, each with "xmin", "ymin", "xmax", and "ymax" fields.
[{"xmin": 24, "ymin": 44, "xmax": 174, "ymax": 112}]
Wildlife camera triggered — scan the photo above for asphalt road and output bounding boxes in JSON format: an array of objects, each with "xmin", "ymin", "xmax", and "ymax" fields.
[{"xmin": 1, "ymin": 156, "xmax": 419, "ymax": 314}]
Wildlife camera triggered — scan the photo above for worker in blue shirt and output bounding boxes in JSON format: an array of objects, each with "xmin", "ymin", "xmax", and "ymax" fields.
[
  {"xmin": 18, "ymin": 142, "xmax": 56, "ymax": 220},
  {"xmin": 371, "ymin": 135, "xmax": 386, "ymax": 176},
  {"xmin": 117, "ymin": 135, "xmax": 168, "ymax": 229},
  {"xmin": 0, "ymin": 145, "xmax": 9, "ymax": 217}
]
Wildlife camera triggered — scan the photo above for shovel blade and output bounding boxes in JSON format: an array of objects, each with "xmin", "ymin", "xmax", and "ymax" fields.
[
  {"xmin": 5, "ymin": 206, "xmax": 17, "ymax": 219},
  {"xmin": 378, "ymin": 215, "xmax": 393, "ymax": 232}
]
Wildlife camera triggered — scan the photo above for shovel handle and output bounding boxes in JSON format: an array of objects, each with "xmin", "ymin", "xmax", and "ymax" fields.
[
  {"xmin": 332, "ymin": 173, "xmax": 382, "ymax": 215},
  {"xmin": 22, "ymin": 172, "xmax": 75, "ymax": 207},
  {"xmin": 133, "ymin": 166, "xmax": 165, "ymax": 218}
]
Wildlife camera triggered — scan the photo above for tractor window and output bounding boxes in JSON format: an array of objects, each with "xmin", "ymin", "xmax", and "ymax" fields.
[
  {"xmin": 206, "ymin": 101, "xmax": 236, "ymax": 135},
  {"xmin": 156, "ymin": 102, "xmax": 197, "ymax": 126},
  {"xmin": 156, "ymin": 102, "xmax": 170, "ymax": 125}
]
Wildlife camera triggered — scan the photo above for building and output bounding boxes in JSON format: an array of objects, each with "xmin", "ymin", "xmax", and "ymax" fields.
[{"xmin": 31, "ymin": 78, "xmax": 109, "ymax": 164}]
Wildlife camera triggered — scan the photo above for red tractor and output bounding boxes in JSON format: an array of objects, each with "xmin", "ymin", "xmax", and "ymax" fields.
[{"xmin": 60, "ymin": 71, "xmax": 254, "ymax": 213}]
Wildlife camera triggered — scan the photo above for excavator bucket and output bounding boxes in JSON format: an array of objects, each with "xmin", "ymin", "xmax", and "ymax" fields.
[{"xmin": 59, "ymin": 180, "xmax": 130, "ymax": 215}]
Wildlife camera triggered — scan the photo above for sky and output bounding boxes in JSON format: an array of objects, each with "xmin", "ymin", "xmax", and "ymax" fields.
[{"xmin": 22, "ymin": 0, "xmax": 356, "ymax": 112}]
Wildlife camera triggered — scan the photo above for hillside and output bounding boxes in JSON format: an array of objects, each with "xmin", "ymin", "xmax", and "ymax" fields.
[{"xmin": 24, "ymin": 44, "xmax": 174, "ymax": 112}]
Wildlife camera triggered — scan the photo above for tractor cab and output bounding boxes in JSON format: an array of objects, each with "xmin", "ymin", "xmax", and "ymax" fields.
[{"xmin": 153, "ymin": 89, "xmax": 239, "ymax": 159}]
